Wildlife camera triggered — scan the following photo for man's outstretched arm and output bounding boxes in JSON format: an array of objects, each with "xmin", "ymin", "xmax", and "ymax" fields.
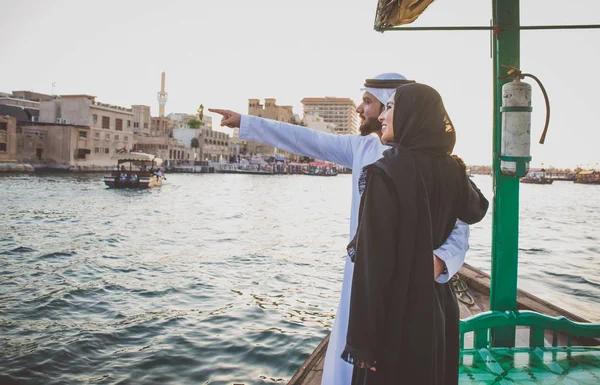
[
  {"xmin": 433, "ymin": 219, "xmax": 469, "ymax": 283},
  {"xmin": 210, "ymin": 109, "xmax": 355, "ymax": 168}
]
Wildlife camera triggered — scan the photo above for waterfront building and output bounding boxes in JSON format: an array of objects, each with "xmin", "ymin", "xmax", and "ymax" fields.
[
  {"xmin": 13, "ymin": 121, "xmax": 90, "ymax": 168},
  {"xmin": 134, "ymin": 136, "xmax": 191, "ymax": 164},
  {"xmin": 150, "ymin": 116, "xmax": 174, "ymax": 137},
  {"xmin": 132, "ymin": 105, "xmax": 151, "ymax": 135},
  {"xmin": 0, "ymin": 116, "xmax": 18, "ymax": 163},
  {"xmin": 302, "ymin": 112, "xmax": 336, "ymax": 134},
  {"xmin": 301, "ymin": 97, "xmax": 358, "ymax": 135},
  {"xmin": 199, "ymin": 127, "xmax": 230, "ymax": 162},
  {"xmin": 39, "ymin": 95, "xmax": 134, "ymax": 166},
  {"xmin": 168, "ymin": 113, "xmax": 212, "ymax": 130},
  {"xmin": 0, "ymin": 90, "xmax": 48, "ymax": 122}
]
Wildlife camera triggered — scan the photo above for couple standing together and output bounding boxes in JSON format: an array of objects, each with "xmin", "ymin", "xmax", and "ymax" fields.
[{"xmin": 211, "ymin": 73, "xmax": 488, "ymax": 385}]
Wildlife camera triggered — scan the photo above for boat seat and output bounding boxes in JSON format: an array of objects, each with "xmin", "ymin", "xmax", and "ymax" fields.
[{"xmin": 459, "ymin": 310, "xmax": 600, "ymax": 384}]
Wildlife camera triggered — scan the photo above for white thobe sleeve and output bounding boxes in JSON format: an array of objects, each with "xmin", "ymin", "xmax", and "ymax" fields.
[
  {"xmin": 433, "ymin": 219, "xmax": 469, "ymax": 283},
  {"xmin": 239, "ymin": 115, "xmax": 355, "ymax": 168}
]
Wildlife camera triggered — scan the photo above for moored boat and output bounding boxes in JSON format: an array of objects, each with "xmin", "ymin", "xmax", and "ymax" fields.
[
  {"xmin": 520, "ymin": 176, "xmax": 553, "ymax": 184},
  {"xmin": 288, "ymin": 263, "xmax": 600, "ymax": 385},
  {"xmin": 103, "ymin": 152, "xmax": 164, "ymax": 189},
  {"xmin": 301, "ymin": 169, "xmax": 338, "ymax": 177},
  {"xmin": 574, "ymin": 170, "xmax": 600, "ymax": 184}
]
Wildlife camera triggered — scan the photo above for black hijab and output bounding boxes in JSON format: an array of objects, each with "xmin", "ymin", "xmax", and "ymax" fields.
[
  {"xmin": 390, "ymin": 83, "xmax": 456, "ymax": 154},
  {"xmin": 342, "ymin": 83, "xmax": 488, "ymax": 384}
]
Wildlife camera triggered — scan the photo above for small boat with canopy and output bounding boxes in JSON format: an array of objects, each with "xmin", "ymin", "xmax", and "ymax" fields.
[{"xmin": 103, "ymin": 152, "xmax": 164, "ymax": 189}]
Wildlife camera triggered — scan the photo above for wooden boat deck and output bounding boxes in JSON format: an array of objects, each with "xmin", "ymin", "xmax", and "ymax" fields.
[{"xmin": 287, "ymin": 263, "xmax": 600, "ymax": 385}]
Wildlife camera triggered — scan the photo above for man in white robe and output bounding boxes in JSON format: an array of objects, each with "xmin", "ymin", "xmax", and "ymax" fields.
[{"xmin": 209, "ymin": 73, "xmax": 469, "ymax": 385}]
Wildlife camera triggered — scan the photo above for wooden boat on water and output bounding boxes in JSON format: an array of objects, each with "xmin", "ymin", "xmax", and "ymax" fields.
[
  {"xmin": 103, "ymin": 152, "xmax": 164, "ymax": 189},
  {"xmin": 520, "ymin": 176, "xmax": 553, "ymax": 184},
  {"xmin": 301, "ymin": 169, "xmax": 338, "ymax": 177},
  {"xmin": 289, "ymin": 1, "xmax": 600, "ymax": 384},
  {"xmin": 574, "ymin": 170, "xmax": 600, "ymax": 185},
  {"xmin": 289, "ymin": 263, "xmax": 600, "ymax": 385}
]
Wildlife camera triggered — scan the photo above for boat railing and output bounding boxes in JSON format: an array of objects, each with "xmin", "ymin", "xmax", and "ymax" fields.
[
  {"xmin": 458, "ymin": 310, "xmax": 600, "ymax": 380},
  {"xmin": 460, "ymin": 309, "xmax": 600, "ymax": 350}
]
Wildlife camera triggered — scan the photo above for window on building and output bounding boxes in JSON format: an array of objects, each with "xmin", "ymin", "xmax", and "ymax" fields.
[
  {"xmin": 94, "ymin": 132, "xmax": 100, "ymax": 139},
  {"xmin": 105, "ymin": 134, "xmax": 110, "ymax": 140},
  {"xmin": 127, "ymin": 120, "xmax": 131, "ymax": 128},
  {"xmin": 92, "ymin": 114, "xmax": 98, "ymax": 124},
  {"xmin": 99, "ymin": 148, "xmax": 104, "ymax": 154},
  {"xmin": 124, "ymin": 136, "xmax": 129, "ymax": 142},
  {"xmin": 0, "ymin": 143, "xmax": 6, "ymax": 152},
  {"xmin": 116, "ymin": 119, "xmax": 123, "ymax": 131},
  {"xmin": 143, "ymin": 123, "xmax": 148, "ymax": 129},
  {"xmin": 94, "ymin": 147, "xmax": 100, "ymax": 153},
  {"xmin": 79, "ymin": 131, "xmax": 88, "ymax": 139},
  {"xmin": 134, "ymin": 122, "xmax": 139, "ymax": 128},
  {"xmin": 105, "ymin": 148, "xmax": 109, "ymax": 154},
  {"xmin": 0, "ymin": 122, "xmax": 7, "ymax": 131},
  {"xmin": 102, "ymin": 116, "xmax": 110, "ymax": 129},
  {"xmin": 115, "ymin": 135, "xmax": 119, "ymax": 141}
]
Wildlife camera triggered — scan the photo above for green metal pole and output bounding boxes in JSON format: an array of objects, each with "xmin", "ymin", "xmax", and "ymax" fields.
[{"xmin": 490, "ymin": 0, "xmax": 520, "ymax": 347}]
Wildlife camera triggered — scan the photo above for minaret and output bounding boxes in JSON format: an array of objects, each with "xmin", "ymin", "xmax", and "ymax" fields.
[{"xmin": 157, "ymin": 71, "xmax": 168, "ymax": 117}]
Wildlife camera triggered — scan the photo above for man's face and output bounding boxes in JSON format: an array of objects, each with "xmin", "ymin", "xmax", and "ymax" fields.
[{"xmin": 357, "ymin": 92, "xmax": 384, "ymax": 136}]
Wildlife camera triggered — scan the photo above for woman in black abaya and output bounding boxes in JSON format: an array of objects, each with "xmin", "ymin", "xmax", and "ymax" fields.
[{"xmin": 341, "ymin": 83, "xmax": 488, "ymax": 385}]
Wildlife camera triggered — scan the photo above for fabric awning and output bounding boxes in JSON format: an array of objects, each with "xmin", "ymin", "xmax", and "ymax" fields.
[{"xmin": 374, "ymin": 0, "xmax": 437, "ymax": 31}]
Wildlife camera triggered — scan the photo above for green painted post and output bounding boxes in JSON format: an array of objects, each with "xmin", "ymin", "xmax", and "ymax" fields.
[{"xmin": 490, "ymin": 0, "xmax": 521, "ymax": 347}]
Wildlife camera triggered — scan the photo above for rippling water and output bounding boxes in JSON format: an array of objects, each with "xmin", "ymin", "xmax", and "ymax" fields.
[{"xmin": 1, "ymin": 173, "xmax": 599, "ymax": 384}]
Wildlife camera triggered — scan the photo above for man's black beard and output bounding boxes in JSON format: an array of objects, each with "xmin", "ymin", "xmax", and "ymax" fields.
[{"xmin": 359, "ymin": 117, "xmax": 382, "ymax": 136}]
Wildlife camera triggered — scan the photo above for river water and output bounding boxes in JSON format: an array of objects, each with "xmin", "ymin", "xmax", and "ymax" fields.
[{"xmin": 1, "ymin": 173, "xmax": 599, "ymax": 384}]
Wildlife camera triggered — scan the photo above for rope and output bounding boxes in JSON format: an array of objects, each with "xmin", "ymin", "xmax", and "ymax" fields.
[{"xmin": 451, "ymin": 274, "xmax": 475, "ymax": 306}]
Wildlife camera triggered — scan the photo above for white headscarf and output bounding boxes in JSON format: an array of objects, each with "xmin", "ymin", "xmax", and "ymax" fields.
[{"xmin": 361, "ymin": 72, "xmax": 408, "ymax": 105}]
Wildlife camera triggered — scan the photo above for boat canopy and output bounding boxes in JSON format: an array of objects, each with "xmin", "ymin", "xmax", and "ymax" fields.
[
  {"xmin": 374, "ymin": 0, "xmax": 436, "ymax": 31},
  {"xmin": 113, "ymin": 152, "xmax": 163, "ymax": 166}
]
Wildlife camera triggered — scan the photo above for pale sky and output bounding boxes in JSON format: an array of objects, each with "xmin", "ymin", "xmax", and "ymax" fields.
[{"xmin": 1, "ymin": 0, "xmax": 599, "ymax": 168}]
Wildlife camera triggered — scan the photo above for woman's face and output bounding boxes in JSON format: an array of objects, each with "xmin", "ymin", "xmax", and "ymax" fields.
[{"xmin": 378, "ymin": 92, "xmax": 395, "ymax": 142}]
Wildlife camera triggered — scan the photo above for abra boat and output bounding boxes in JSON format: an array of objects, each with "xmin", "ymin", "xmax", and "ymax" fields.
[
  {"xmin": 103, "ymin": 152, "xmax": 164, "ymax": 189},
  {"xmin": 301, "ymin": 169, "xmax": 338, "ymax": 177},
  {"xmin": 290, "ymin": 1, "xmax": 600, "ymax": 384},
  {"xmin": 520, "ymin": 176, "xmax": 553, "ymax": 184},
  {"xmin": 574, "ymin": 170, "xmax": 600, "ymax": 184}
]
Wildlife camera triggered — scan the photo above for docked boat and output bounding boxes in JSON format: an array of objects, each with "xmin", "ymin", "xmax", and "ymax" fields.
[
  {"xmin": 520, "ymin": 176, "xmax": 553, "ymax": 184},
  {"xmin": 289, "ymin": 1, "xmax": 600, "ymax": 384},
  {"xmin": 301, "ymin": 169, "xmax": 338, "ymax": 177},
  {"xmin": 103, "ymin": 152, "xmax": 164, "ymax": 189},
  {"xmin": 574, "ymin": 170, "xmax": 600, "ymax": 184},
  {"xmin": 218, "ymin": 163, "xmax": 274, "ymax": 175},
  {"xmin": 288, "ymin": 263, "xmax": 600, "ymax": 385}
]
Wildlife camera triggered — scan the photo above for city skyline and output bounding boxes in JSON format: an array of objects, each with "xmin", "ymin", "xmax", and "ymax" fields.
[{"xmin": 1, "ymin": 0, "xmax": 599, "ymax": 167}]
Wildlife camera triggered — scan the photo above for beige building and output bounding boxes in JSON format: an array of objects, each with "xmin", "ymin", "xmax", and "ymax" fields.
[
  {"xmin": 135, "ymin": 136, "xmax": 192, "ymax": 163},
  {"xmin": 40, "ymin": 95, "xmax": 134, "ymax": 166},
  {"xmin": 199, "ymin": 127, "xmax": 230, "ymax": 162},
  {"xmin": 245, "ymin": 98, "xmax": 300, "ymax": 161},
  {"xmin": 301, "ymin": 97, "xmax": 358, "ymax": 135},
  {"xmin": 150, "ymin": 116, "xmax": 174, "ymax": 137},
  {"xmin": 168, "ymin": 113, "xmax": 212, "ymax": 130},
  {"xmin": 0, "ymin": 116, "xmax": 18, "ymax": 162},
  {"xmin": 132, "ymin": 105, "xmax": 151, "ymax": 135},
  {"xmin": 15, "ymin": 121, "xmax": 90, "ymax": 168},
  {"xmin": 303, "ymin": 113, "xmax": 336, "ymax": 134}
]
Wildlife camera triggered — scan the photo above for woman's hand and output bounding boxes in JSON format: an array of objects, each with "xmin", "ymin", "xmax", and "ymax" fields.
[
  {"xmin": 208, "ymin": 108, "xmax": 241, "ymax": 128},
  {"xmin": 433, "ymin": 253, "xmax": 445, "ymax": 279},
  {"xmin": 357, "ymin": 361, "xmax": 377, "ymax": 372}
]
